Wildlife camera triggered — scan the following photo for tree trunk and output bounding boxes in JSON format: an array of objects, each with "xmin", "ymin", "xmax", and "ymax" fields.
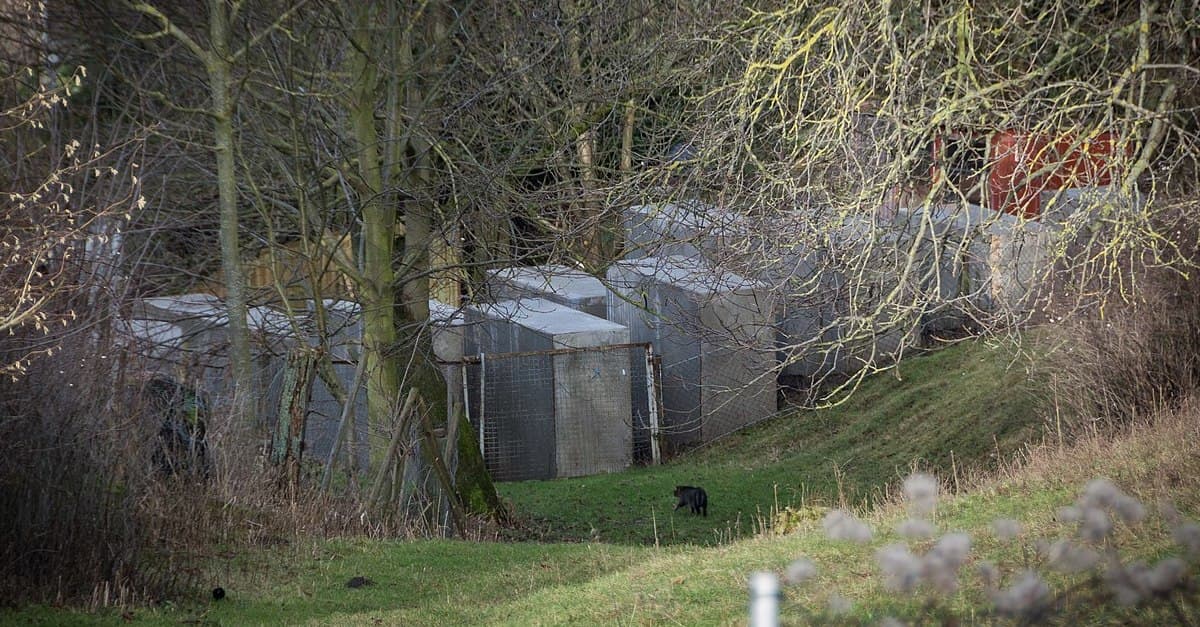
[
  {"xmin": 348, "ymin": 7, "xmax": 403, "ymax": 458},
  {"xmin": 563, "ymin": 0, "xmax": 604, "ymax": 266},
  {"xmin": 208, "ymin": 0, "xmax": 255, "ymax": 425},
  {"xmin": 272, "ymin": 347, "xmax": 318, "ymax": 489},
  {"xmin": 395, "ymin": 5, "xmax": 501, "ymax": 517}
]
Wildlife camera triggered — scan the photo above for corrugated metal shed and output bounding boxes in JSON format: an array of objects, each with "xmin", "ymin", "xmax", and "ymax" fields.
[
  {"xmin": 606, "ymin": 255, "xmax": 776, "ymax": 451},
  {"xmin": 485, "ymin": 265, "xmax": 609, "ymax": 319},
  {"xmin": 464, "ymin": 298, "xmax": 633, "ymax": 480}
]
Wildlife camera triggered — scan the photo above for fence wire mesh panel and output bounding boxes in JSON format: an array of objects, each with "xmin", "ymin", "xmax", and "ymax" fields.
[
  {"xmin": 463, "ymin": 344, "xmax": 654, "ymax": 481},
  {"xmin": 606, "ymin": 255, "xmax": 780, "ymax": 455},
  {"xmin": 466, "ymin": 351, "xmax": 555, "ymax": 481},
  {"xmin": 658, "ymin": 327, "xmax": 704, "ymax": 451}
]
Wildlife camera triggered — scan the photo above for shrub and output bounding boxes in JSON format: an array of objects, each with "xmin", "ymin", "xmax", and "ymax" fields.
[
  {"xmin": 1038, "ymin": 226, "xmax": 1200, "ymax": 436},
  {"xmin": 775, "ymin": 473, "xmax": 1199, "ymax": 624},
  {"xmin": 0, "ymin": 345, "xmax": 162, "ymax": 606}
]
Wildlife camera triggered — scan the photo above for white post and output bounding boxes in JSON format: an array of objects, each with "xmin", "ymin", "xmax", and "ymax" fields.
[
  {"xmin": 748, "ymin": 571, "xmax": 780, "ymax": 627},
  {"xmin": 460, "ymin": 358, "xmax": 471, "ymax": 438},
  {"xmin": 478, "ymin": 352, "xmax": 486, "ymax": 457},
  {"xmin": 644, "ymin": 345, "xmax": 661, "ymax": 465}
]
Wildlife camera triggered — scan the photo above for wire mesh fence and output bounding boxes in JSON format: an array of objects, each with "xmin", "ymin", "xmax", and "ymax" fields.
[{"xmin": 461, "ymin": 343, "xmax": 661, "ymax": 482}]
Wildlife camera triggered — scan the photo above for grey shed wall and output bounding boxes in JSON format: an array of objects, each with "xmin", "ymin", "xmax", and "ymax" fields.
[
  {"xmin": 464, "ymin": 298, "xmax": 633, "ymax": 481},
  {"xmin": 984, "ymin": 213, "xmax": 1056, "ymax": 315},
  {"xmin": 248, "ymin": 302, "xmax": 370, "ymax": 474},
  {"xmin": 715, "ymin": 212, "xmax": 920, "ymax": 378},
  {"xmin": 711, "ymin": 213, "xmax": 837, "ymax": 380},
  {"xmin": 606, "ymin": 256, "xmax": 776, "ymax": 451},
  {"xmin": 131, "ymin": 294, "xmax": 234, "ymax": 412},
  {"xmin": 428, "ymin": 299, "xmax": 465, "ymax": 362},
  {"xmin": 890, "ymin": 204, "xmax": 996, "ymax": 331},
  {"xmin": 622, "ymin": 204, "xmax": 845, "ymax": 380},
  {"xmin": 304, "ymin": 300, "xmax": 369, "ymax": 473},
  {"xmin": 821, "ymin": 218, "xmax": 924, "ymax": 374},
  {"xmin": 485, "ymin": 265, "xmax": 610, "ymax": 319},
  {"xmin": 124, "ymin": 296, "xmax": 370, "ymax": 473}
]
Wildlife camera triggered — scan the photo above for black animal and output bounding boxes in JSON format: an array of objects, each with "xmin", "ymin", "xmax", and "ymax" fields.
[
  {"xmin": 673, "ymin": 485, "xmax": 708, "ymax": 517},
  {"xmin": 145, "ymin": 376, "xmax": 210, "ymax": 479},
  {"xmin": 212, "ymin": 587, "xmax": 225, "ymax": 601}
]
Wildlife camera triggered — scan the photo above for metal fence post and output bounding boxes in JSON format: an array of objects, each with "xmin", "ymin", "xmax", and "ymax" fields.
[
  {"xmin": 460, "ymin": 359, "xmax": 471, "ymax": 439},
  {"xmin": 748, "ymin": 571, "xmax": 780, "ymax": 627}
]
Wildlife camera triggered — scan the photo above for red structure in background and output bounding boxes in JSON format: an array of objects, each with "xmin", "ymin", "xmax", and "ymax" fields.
[{"xmin": 933, "ymin": 131, "xmax": 1129, "ymax": 219}]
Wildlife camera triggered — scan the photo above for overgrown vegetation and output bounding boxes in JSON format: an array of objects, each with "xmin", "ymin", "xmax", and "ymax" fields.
[
  {"xmin": 1037, "ymin": 225, "xmax": 1200, "ymax": 437},
  {"xmin": 7, "ymin": 366, "xmax": 1197, "ymax": 625},
  {"xmin": 0, "ymin": 352, "xmax": 151, "ymax": 606},
  {"xmin": 0, "ymin": 342, "xmax": 483, "ymax": 607},
  {"xmin": 2, "ymin": 0, "xmax": 1199, "ymax": 621}
]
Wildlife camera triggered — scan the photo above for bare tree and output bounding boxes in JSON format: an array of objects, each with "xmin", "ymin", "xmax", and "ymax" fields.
[
  {"xmin": 675, "ymin": 0, "xmax": 1199, "ymax": 402},
  {"xmin": 449, "ymin": 0, "xmax": 734, "ymax": 272},
  {"xmin": 118, "ymin": 0, "xmax": 308, "ymax": 423},
  {"xmin": 213, "ymin": 2, "xmax": 505, "ymax": 514},
  {"xmin": 0, "ymin": 1, "xmax": 141, "ymax": 376}
]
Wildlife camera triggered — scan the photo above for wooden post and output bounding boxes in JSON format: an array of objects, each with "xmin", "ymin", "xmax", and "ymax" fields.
[
  {"xmin": 368, "ymin": 388, "xmax": 419, "ymax": 508},
  {"xmin": 418, "ymin": 398, "xmax": 468, "ymax": 536},
  {"xmin": 645, "ymin": 345, "xmax": 661, "ymax": 465},
  {"xmin": 272, "ymin": 347, "xmax": 318, "ymax": 488},
  {"xmin": 397, "ymin": 411, "xmax": 421, "ymax": 515},
  {"xmin": 651, "ymin": 353, "xmax": 665, "ymax": 461},
  {"xmin": 478, "ymin": 353, "xmax": 486, "ymax": 457},
  {"xmin": 443, "ymin": 377, "xmax": 461, "ymax": 470},
  {"xmin": 321, "ymin": 353, "xmax": 368, "ymax": 491},
  {"xmin": 442, "ymin": 363, "xmax": 466, "ymax": 529}
]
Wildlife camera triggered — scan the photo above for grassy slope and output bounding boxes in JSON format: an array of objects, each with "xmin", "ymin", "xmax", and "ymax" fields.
[
  {"xmin": 21, "ymin": 339, "xmax": 1199, "ymax": 625},
  {"xmin": 464, "ymin": 394, "xmax": 1200, "ymax": 626},
  {"xmin": 500, "ymin": 339, "xmax": 1041, "ymax": 546},
  {"xmin": 56, "ymin": 399, "xmax": 1195, "ymax": 626}
]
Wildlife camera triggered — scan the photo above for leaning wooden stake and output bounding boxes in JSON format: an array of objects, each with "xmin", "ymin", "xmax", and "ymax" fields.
[
  {"xmin": 417, "ymin": 397, "xmax": 468, "ymax": 537},
  {"xmin": 397, "ymin": 399, "xmax": 422, "ymax": 515},
  {"xmin": 367, "ymin": 388, "xmax": 419, "ymax": 508},
  {"xmin": 321, "ymin": 353, "xmax": 368, "ymax": 491},
  {"xmin": 442, "ymin": 389, "xmax": 461, "ymax": 472},
  {"xmin": 645, "ymin": 345, "xmax": 661, "ymax": 465}
]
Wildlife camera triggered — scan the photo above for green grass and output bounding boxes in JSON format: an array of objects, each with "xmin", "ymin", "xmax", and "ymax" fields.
[
  {"xmin": 37, "ymin": 470, "xmax": 1194, "ymax": 625},
  {"xmin": 4, "ymin": 541, "xmax": 657, "ymax": 626},
  {"xmin": 16, "ymin": 338, "xmax": 1198, "ymax": 625},
  {"xmin": 202, "ymin": 540, "xmax": 655, "ymax": 626},
  {"xmin": 499, "ymin": 339, "xmax": 1041, "ymax": 546}
]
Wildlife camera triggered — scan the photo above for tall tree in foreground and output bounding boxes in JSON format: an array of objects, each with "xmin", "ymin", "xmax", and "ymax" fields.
[
  {"xmin": 122, "ymin": 0, "xmax": 306, "ymax": 424},
  {"xmin": 344, "ymin": 3, "xmax": 401, "ymax": 456},
  {"xmin": 348, "ymin": 2, "xmax": 501, "ymax": 514}
]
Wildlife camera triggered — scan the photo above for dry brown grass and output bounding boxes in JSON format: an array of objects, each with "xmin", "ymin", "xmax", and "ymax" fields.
[
  {"xmin": 826, "ymin": 385, "xmax": 1200, "ymax": 624},
  {"xmin": 995, "ymin": 395, "xmax": 1200, "ymax": 515},
  {"xmin": 0, "ymin": 338, "xmax": 496, "ymax": 610},
  {"xmin": 1034, "ymin": 219, "xmax": 1200, "ymax": 438}
]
